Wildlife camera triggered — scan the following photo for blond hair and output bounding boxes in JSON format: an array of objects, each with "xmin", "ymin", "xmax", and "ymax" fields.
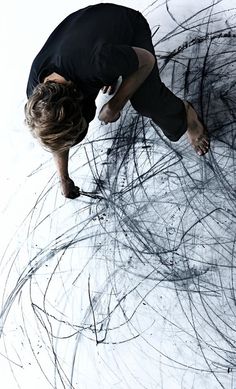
[{"xmin": 25, "ymin": 81, "xmax": 87, "ymax": 152}]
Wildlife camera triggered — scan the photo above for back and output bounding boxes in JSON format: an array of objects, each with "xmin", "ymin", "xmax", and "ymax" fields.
[{"xmin": 27, "ymin": 4, "xmax": 140, "ymax": 97}]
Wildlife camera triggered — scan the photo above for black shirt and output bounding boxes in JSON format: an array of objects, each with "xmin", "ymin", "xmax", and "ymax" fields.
[{"xmin": 26, "ymin": 3, "xmax": 140, "ymax": 124}]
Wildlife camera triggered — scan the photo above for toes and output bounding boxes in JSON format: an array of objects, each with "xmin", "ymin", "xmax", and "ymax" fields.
[
  {"xmin": 201, "ymin": 137, "xmax": 209, "ymax": 147},
  {"xmin": 196, "ymin": 145, "xmax": 209, "ymax": 156},
  {"xmin": 194, "ymin": 139, "xmax": 209, "ymax": 156},
  {"xmin": 195, "ymin": 146, "xmax": 204, "ymax": 156},
  {"xmin": 195, "ymin": 134, "xmax": 210, "ymax": 155}
]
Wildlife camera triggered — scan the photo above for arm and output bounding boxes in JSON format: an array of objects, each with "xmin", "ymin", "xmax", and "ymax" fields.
[
  {"xmin": 98, "ymin": 47, "xmax": 155, "ymax": 123},
  {"xmin": 52, "ymin": 149, "xmax": 80, "ymax": 199}
]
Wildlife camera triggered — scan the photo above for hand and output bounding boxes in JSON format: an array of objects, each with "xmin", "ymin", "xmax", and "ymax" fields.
[
  {"xmin": 60, "ymin": 177, "xmax": 80, "ymax": 199},
  {"xmin": 102, "ymin": 80, "xmax": 118, "ymax": 95},
  {"xmin": 98, "ymin": 103, "xmax": 120, "ymax": 124}
]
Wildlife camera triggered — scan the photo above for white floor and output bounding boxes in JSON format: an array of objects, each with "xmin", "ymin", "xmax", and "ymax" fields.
[{"xmin": 1, "ymin": 1, "xmax": 236, "ymax": 388}]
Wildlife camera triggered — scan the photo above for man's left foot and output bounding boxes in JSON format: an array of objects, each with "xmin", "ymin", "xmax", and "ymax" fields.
[{"xmin": 184, "ymin": 101, "xmax": 210, "ymax": 156}]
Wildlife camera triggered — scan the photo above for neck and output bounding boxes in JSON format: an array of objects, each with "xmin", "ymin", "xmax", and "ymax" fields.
[{"xmin": 44, "ymin": 72, "xmax": 70, "ymax": 84}]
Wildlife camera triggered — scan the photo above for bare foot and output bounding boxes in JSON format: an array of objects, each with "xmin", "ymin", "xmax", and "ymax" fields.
[{"xmin": 184, "ymin": 101, "xmax": 210, "ymax": 156}]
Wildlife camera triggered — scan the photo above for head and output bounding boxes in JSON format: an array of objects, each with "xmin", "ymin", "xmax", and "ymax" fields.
[{"xmin": 24, "ymin": 81, "xmax": 87, "ymax": 153}]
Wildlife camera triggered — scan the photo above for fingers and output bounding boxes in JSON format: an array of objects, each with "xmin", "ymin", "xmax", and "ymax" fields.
[
  {"xmin": 110, "ymin": 112, "xmax": 121, "ymax": 123},
  {"xmin": 64, "ymin": 189, "xmax": 80, "ymax": 199},
  {"xmin": 102, "ymin": 86, "xmax": 109, "ymax": 94},
  {"xmin": 62, "ymin": 182, "xmax": 81, "ymax": 199},
  {"xmin": 100, "ymin": 114, "xmax": 120, "ymax": 125},
  {"xmin": 98, "ymin": 111, "xmax": 107, "ymax": 125},
  {"xmin": 102, "ymin": 86, "xmax": 113, "ymax": 95},
  {"xmin": 102, "ymin": 80, "xmax": 118, "ymax": 95},
  {"xmin": 98, "ymin": 104, "xmax": 108, "ymax": 124},
  {"xmin": 71, "ymin": 186, "xmax": 81, "ymax": 199},
  {"xmin": 107, "ymin": 85, "xmax": 116, "ymax": 95},
  {"xmin": 98, "ymin": 103, "xmax": 121, "ymax": 124}
]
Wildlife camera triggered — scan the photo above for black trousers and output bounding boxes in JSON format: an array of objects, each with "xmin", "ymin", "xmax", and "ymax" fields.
[{"xmin": 130, "ymin": 11, "xmax": 187, "ymax": 141}]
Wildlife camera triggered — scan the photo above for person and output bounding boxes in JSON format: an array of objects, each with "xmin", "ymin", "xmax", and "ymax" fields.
[{"xmin": 25, "ymin": 3, "xmax": 209, "ymax": 199}]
